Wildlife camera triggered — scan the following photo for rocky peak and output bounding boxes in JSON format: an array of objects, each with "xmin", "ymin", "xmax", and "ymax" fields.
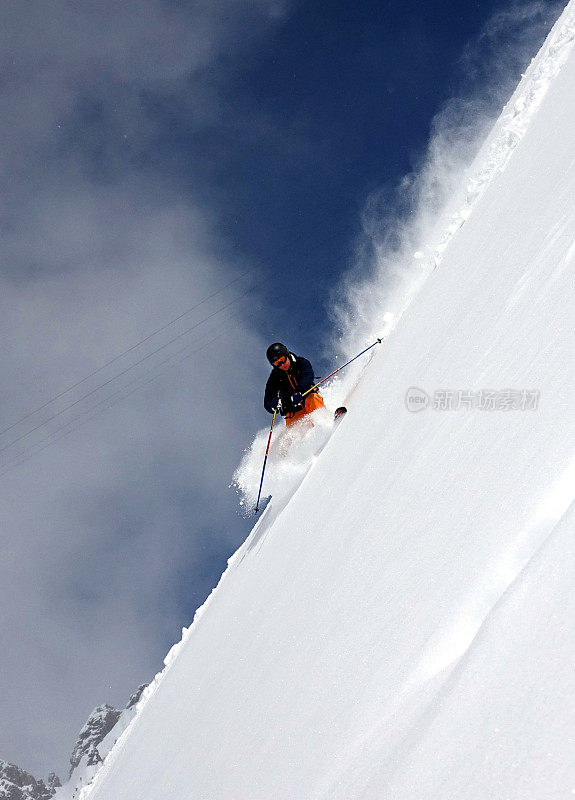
[
  {"xmin": 66, "ymin": 684, "xmax": 148, "ymax": 779},
  {"xmin": 0, "ymin": 760, "xmax": 61, "ymax": 800},
  {"xmin": 126, "ymin": 684, "xmax": 147, "ymax": 710},
  {"xmin": 1, "ymin": 682, "xmax": 149, "ymax": 800},
  {"xmin": 68, "ymin": 705, "xmax": 121, "ymax": 777}
]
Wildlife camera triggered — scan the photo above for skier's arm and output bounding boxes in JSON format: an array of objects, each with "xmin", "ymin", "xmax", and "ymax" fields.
[
  {"xmin": 264, "ymin": 375, "xmax": 281, "ymax": 414},
  {"xmin": 296, "ymin": 356, "xmax": 315, "ymax": 394}
]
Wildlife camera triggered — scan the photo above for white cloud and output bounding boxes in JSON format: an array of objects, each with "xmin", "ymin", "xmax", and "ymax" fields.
[{"xmin": 0, "ymin": 0, "xmax": 288, "ymax": 778}]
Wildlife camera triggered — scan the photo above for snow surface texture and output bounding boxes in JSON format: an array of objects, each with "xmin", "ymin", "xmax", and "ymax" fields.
[{"xmin": 81, "ymin": 3, "xmax": 575, "ymax": 798}]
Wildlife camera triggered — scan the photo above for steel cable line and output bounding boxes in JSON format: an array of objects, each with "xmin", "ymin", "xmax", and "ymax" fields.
[
  {"xmin": 31, "ymin": 298, "xmax": 265, "ymax": 451},
  {"xmin": 0, "ymin": 266, "xmax": 258, "ymax": 439},
  {"xmin": 0, "ymin": 213, "xmax": 355, "ymax": 466},
  {"xmin": 0, "ymin": 213, "xmax": 356, "ymax": 440},
  {"xmin": 1, "ymin": 206, "xmax": 356, "ymax": 443},
  {"xmin": 0, "ymin": 299, "xmax": 268, "ymax": 478},
  {"xmin": 0, "ymin": 325, "xmax": 238, "ymax": 479},
  {"xmin": 1, "ymin": 274, "xmax": 289, "ymax": 474},
  {"xmin": 0, "ymin": 260, "xmax": 334, "ymax": 479},
  {"xmin": 0, "ymin": 290, "xmax": 274, "ymax": 477},
  {"xmin": 0, "ymin": 286, "xmax": 255, "ymax": 458}
]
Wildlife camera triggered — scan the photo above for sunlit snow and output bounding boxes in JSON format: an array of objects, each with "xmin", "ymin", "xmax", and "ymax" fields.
[{"xmin": 67, "ymin": 4, "xmax": 575, "ymax": 799}]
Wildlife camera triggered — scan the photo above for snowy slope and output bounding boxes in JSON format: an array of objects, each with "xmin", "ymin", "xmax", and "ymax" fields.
[{"xmin": 83, "ymin": 4, "xmax": 575, "ymax": 798}]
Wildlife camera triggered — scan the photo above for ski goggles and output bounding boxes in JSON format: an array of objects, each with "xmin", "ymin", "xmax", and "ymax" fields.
[{"xmin": 273, "ymin": 355, "xmax": 288, "ymax": 367}]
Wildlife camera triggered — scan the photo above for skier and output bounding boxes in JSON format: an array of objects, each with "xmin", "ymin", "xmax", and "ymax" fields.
[{"xmin": 264, "ymin": 343, "xmax": 325, "ymax": 427}]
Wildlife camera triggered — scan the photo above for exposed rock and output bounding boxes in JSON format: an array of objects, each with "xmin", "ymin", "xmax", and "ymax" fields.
[
  {"xmin": 126, "ymin": 684, "xmax": 147, "ymax": 710},
  {"xmin": 0, "ymin": 760, "xmax": 60, "ymax": 800},
  {"xmin": 52, "ymin": 683, "xmax": 149, "ymax": 798},
  {"xmin": 45, "ymin": 777, "xmax": 60, "ymax": 795},
  {"xmin": 1, "ymin": 682, "xmax": 149, "ymax": 800},
  {"xmin": 68, "ymin": 706, "xmax": 121, "ymax": 777}
]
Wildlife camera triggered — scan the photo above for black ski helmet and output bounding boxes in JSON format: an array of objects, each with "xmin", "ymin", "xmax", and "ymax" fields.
[{"xmin": 266, "ymin": 342, "xmax": 290, "ymax": 365}]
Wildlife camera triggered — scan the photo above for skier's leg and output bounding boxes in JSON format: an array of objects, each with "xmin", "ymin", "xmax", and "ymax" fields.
[
  {"xmin": 285, "ymin": 393, "xmax": 325, "ymax": 428},
  {"xmin": 303, "ymin": 392, "xmax": 325, "ymax": 413}
]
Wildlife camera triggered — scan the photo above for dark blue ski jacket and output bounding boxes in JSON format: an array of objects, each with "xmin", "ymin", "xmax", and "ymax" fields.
[{"xmin": 264, "ymin": 353, "xmax": 316, "ymax": 415}]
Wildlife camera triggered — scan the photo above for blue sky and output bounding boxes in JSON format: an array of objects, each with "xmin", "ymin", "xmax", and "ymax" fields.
[
  {"xmin": 141, "ymin": 0, "xmax": 549, "ymax": 350},
  {"xmin": 0, "ymin": 0, "xmax": 562, "ymax": 779}
]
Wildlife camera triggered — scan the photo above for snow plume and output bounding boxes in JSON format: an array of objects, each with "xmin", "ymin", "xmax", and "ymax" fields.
[
  {"xmin": 235, "ymin": 1, "xmax": 572, "ymax": 524},
  {"xmin": 231, "ymin": 2, "xmax": 567, "ymax": 519},
  {"xmin": 232, "ymin": 383, "xmax": 344, "ymax": 513},
  {"xmin": 331, "ymin": 0, "xmax": 566, "ymax": 360}
]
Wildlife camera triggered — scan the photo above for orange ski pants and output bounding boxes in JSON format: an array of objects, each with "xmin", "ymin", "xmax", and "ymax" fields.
[{"xmin": 285, "ymin": 392, "xmax": 325, "ymax": 427}]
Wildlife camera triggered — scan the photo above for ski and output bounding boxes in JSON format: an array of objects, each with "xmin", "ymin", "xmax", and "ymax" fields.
[
  {"xmin": 334, "ymin": 406, "xmax": 347, "ymax": 423},
  {"xmin": 254, "ymin": 494, "xmax": 272, "ymax": 515}
]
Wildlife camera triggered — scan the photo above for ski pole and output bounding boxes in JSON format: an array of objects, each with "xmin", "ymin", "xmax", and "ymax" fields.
[
  {"xmin": 302, "ymin": 337, "xmax": 384, "ymax": 398},
  {"xmin": 254, "ymin": 407, "xmax": 278, "ymax": 513}
]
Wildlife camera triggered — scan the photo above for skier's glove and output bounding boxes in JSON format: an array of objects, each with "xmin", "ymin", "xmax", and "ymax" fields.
[
  {"xmin": 291, "ymin": 392, "xmax": 303, "ymax": 407},
  {"xmin": 271, "ymin": 397, "xmax": 282, "ymax": 412}
]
